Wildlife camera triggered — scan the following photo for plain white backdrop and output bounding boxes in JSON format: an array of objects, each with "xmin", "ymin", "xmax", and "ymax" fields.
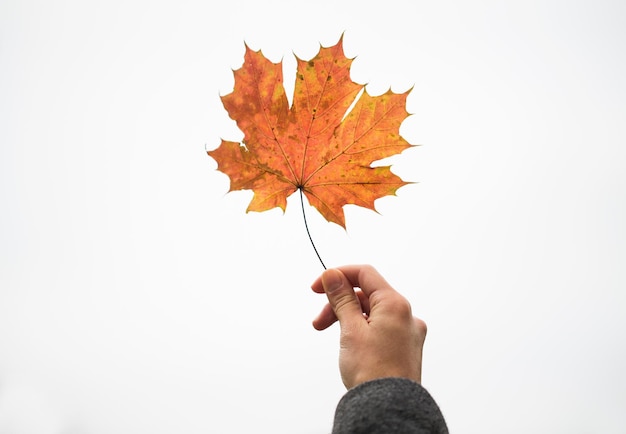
[{"xmin": 1, "ymin": 0, "xmax": 625, "ymax": 433}]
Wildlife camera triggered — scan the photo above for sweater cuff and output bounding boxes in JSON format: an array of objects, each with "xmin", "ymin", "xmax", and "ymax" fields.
[{"xmin": 332, "ymin": 377, "xmax": 448, "ymax": 434}]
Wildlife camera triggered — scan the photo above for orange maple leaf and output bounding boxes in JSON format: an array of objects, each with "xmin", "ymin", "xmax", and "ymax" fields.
[{"xmin": 208, "ymin": 37, "xmax": 413, "ymax": 228}]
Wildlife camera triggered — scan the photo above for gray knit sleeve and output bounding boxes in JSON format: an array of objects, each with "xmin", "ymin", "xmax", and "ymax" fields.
[{"xmin": 332, "ymin": 377, "xmax": 448, "ymax": 434}]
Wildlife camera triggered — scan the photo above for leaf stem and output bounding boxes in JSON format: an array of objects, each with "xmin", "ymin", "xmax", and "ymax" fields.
[{"xmin": 299, "ymin": 188, "xmax": 327, "ymax": 270}]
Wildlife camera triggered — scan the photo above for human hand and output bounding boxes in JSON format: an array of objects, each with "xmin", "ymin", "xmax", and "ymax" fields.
[{"xmin": 311, "ymin": 265, "xmax": 427, "ymax": 389}]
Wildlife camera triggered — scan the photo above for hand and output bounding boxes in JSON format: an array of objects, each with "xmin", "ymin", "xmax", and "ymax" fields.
[{"xmin": 311, "ymin": 265, "xmax": 427, "ymax": 389}]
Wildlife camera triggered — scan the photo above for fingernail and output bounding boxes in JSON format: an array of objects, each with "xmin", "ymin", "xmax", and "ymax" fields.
[{"xmin": 322, "ymin": 269, "xmax": 343, "ymax": 293}]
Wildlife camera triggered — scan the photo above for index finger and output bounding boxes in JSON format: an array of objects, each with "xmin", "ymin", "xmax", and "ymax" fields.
[{"xmin": 311, "ymin": 264, "xmax": 397, "ymax": 299}]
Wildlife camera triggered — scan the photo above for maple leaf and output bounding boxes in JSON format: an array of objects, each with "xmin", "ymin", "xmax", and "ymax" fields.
[{"xmin": 208, "ymin": 36, "xmax": 413, "ymax": 229}]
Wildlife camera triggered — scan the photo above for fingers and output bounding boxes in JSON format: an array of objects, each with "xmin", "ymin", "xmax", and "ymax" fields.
[
  {"xmin": 311, "ymin": 265, "xmax": 398, "ymax": 330},
  {"xmin": 315, "ymin": 268, "xmax": 366, "ymax": 330},
  {"xmin": 337, "ymin": 264, "xmax": 396, "ymax": 299},
  {"xmin": 311, "ymin": 264, "xmax": 396, "ymax": 299},
  {"xmin": 312, "ymin": 302, "xmax": 337, "ymax": 330},
  {"xmin": 313, "ymin": 290, "xmax": 369, "ymax": 330}
]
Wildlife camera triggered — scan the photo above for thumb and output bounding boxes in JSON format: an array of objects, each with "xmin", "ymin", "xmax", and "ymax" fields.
[{"xmin": 321, "ymin": 268, "xmax": 364, "ymax": 328}]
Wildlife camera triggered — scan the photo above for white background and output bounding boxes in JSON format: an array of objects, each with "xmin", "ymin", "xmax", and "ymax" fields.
[{"xmin": 1, "ymin": 1, "xmax": 625, "ymax": 433}]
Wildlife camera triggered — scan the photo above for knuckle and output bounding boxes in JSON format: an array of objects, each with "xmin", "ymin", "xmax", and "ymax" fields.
[
  {"xmin": 414, "ymin": 317, "xmax": 427, "ymax": 336},
  {"xmin": 332, "ymin": 292, "xmax": 358, "ymax": 314},
  {"xmin": 357, "ymin": 264, "xmax": 379, "ymax": 285},
  {"xmin": 391, "ymin": 295, "xmax": 413, "ymax": 319},
  {"xmin": 360, "ymin": 264, "xmax": 378, "ymax": 275}
]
